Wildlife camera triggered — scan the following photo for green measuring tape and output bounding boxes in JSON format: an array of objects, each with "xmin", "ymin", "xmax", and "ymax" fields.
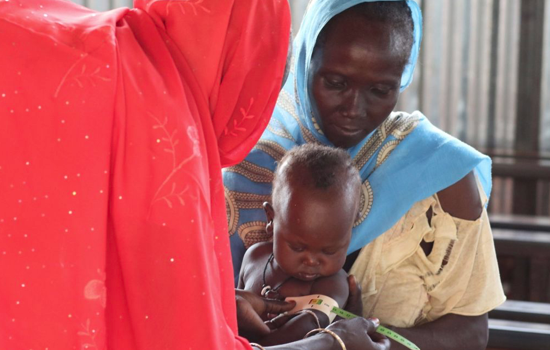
[{"xmin": 330, "ymin": 307, "xmax": 420, "ymax": 350}]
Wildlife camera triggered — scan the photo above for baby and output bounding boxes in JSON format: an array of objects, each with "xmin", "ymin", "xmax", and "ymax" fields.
[{"xmin": 238, "ymin": 143, "xmax": 362, "ymax": 346}]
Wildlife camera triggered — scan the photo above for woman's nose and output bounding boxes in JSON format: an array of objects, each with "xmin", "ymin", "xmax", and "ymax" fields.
[{"xmin": 342, "ymin": 90, "xmax": 366, "ymax": 119}]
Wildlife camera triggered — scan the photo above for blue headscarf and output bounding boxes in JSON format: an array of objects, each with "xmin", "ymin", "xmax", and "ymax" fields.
[{"xmin": 224, "ymin": 0, "xmax": 491, "ymax": 283}]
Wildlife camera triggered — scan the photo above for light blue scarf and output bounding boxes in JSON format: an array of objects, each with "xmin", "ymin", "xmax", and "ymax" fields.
[{"xmin": 224, "ymin": 0, "xmax": 491, "ymax": 282}]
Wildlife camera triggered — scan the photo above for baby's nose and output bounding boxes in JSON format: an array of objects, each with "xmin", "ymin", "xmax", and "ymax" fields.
[{"xmin": 302, "ymin": 255, "xmax": 320, "ymax": 267}]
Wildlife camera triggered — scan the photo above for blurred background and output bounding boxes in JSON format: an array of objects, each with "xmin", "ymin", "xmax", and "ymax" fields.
[{"xmin": 70, "ymin": 1, "xmax": 550, "ymax": 347}]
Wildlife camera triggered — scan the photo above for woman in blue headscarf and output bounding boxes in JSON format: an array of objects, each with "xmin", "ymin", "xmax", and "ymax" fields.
[{"xmin": 224, "ymin": 1, "xmax": 505, "ymax": 348}]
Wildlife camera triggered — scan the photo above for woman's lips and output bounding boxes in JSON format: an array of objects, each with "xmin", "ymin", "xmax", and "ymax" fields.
[{"xmin": 332, "ymin": 124, "xmax": 363, "ymax": 137}]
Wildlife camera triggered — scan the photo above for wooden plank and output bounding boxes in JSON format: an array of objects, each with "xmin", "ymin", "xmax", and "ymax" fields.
[
  {"xmin": 511, "ymin": 258, "xmax": 529, "ymax": 301},
  {"xmin": 513, "ymin": 0, "xmax": 546, "ymax": 215},
  {"xmin": 492, "ymin": 157, "xmax": 550, "ymax": 180},
  {"xmin": 488, "ymin": 319, "xmax": 550, "ymax": 350},
  {"xmin": 495, "ymin": 0, "xmax": 520, "ymax": 151},
  {"xmin": 482, "ymin": 148, "xmax": 550, "ymax": 160},
  {"xmin": 542, "ymin": 0, "xmax": 550, "ymax": 153},
  {"xmin": 486, "ymin": 0, "xmax": 500, "ymax": 149},
  {"xmin": 493, "ymin": 229, "xmax": 550, "ymax": 257},
  {"xmin": 438, "ymin": 0, "xmax": 451, "ymax": 132},
  {"xmin": 490, "ymin": 214, "xmax": 550, "ymax": 232},
  {"xmin": 493, "ymin": 228, "xmax": 550, "ymax": 302},
  {"xmin": 530, "ymin": 257, "xmax": 550, "ymax": 302},
  {"xmin": 489, "ymin": 300, "xmax": 550, "ymax": 324},
  {"xmin": 465, "ymin": 0, "xmax": 482, "ymax": 146},
  {"xmin": 475, "ymin": 0, "xmax": 492, "ymax": 149},
  {"xmin": 514, "ymin": 0, "xmax": 545, "ymax": 152}
]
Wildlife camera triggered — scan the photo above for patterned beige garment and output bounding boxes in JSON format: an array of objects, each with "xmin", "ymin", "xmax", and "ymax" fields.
[{"xmin": 350, "ymin": 178, "xmax": 506, "ymax": 328}]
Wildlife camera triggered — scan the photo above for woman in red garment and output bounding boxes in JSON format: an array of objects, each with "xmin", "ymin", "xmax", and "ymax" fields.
[{"xmin": 0, "ymin": 1, "xmax": 386, "ymax": 349}]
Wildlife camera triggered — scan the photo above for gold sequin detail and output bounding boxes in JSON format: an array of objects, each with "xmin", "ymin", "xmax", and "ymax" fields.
[
  {"xmin": 254, "ymin": 140, "xmax": 287, "ymax": 162},
  {"xmin": 391, "ymin": 115, "xmax": 419, "ymax": 140},
  {"xmin": 225, "ymin": 187, "xmax": 239, "ymax": 236},
  {"xmin": 226, "ymin": 188, "xmax": 271, "ymax": 236},
  {"xmin": 233, "ymin": 192, "xmax": 271, "ymax": 210},
  {"xmin": 225, "ymin": 161, "xmax": 274, "ymax": 184},
  {"xmin": 354, "ymin": 180, "xmax": 374, "ymax": 227},
  {"xmin": 353, "ymin": 113, "xmax": 419, "ymax": 170},
  {"xmin": 239, "ymin": 221, "xmax": 272, "ymax": 248},
  {"xmin": 311, "ymin": 115, "xmax": 324, "ymax": 135},
  {"xmin": 277, "ymin": 90, "xmax": 318, "ymax": 144},
  {"xmin": 353, "ymin": 129, "xmax": 383, "ymax": 170},
  {"xmin": 267, "ymin": 119, "xmax": 294, "ymax": 141},
  {"xmin": 376, "ymin": 140, "xmax": 400, "ymax": 168}
]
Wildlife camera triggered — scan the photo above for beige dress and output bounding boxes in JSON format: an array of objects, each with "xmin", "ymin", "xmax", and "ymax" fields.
[{"xmin": 350, "ymin": 182, "xmax": 506, "ymax": 328}]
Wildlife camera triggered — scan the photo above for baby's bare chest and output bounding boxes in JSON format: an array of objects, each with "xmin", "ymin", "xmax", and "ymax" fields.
[{"xmin": 243, "ymin": 263, "xmax": 314, "ymax": 301}]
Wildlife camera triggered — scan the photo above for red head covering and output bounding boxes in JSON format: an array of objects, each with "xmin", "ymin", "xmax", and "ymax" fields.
[{"xmin": 0, "ymin": 0, "xmax": 290, "ymax": 349}]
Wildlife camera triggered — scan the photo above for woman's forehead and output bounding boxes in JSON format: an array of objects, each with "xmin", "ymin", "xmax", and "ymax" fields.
[{"xmin": 318, "ymin": 10, "xmax": 409, "ymax": 62}]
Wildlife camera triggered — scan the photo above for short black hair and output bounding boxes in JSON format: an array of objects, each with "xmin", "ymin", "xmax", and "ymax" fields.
[
  {"xmin": 272, "ymin": 144, "xmax": 361, "ymax": 198},
  {"xmin": 315, "ymin": 1, "xmax": 414, "ymax": 67}
]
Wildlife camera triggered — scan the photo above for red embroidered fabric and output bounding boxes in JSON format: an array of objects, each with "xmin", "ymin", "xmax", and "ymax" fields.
[{"xmin": 0, "ymin": 0, "xmax": 290, "ymax": 349}]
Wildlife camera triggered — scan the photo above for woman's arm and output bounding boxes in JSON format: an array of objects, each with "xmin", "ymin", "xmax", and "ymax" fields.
[
  {"xmin": 436, "ymin": 171, "xmax": 482, "ymax": 220},
  {"xmin": 388, "ymin": 313, "xmax": 488, "ymax": 350},
  {"xmin": 391, "ymin": 171, "xmax": 489, "ymax": 350},
  {"xmin": 264, "ymin": 318, "xmax": 390, "ymax": 350}
]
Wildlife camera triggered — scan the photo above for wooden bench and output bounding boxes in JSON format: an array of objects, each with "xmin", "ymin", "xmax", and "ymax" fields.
[
  {"xmin": 489, "ymin": 300, "xmax": 550, "ymax": 324},
  {"xmin": 492, "ymin": 228, "xmax": 550, "ymax": 302},
  {"xmin": 491, "ymin": 155, "xmax": 550, "ymax": 180},
  {"xmin": 487, "ymin": 319, "xmax": 550, "ymax": 350},
  {"xmin": 488, "ymin": 152, "xmax": 550, "ymax": 216},
  {"xmin": 493, "ymin": 228, "xmax": 550, "ymax": 257},
  {"xmin": 490, "ymin": 214, "xmax": 550, "ymax": 232}
]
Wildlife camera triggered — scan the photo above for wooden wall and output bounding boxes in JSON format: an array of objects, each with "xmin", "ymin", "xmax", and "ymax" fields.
[{"xmin": 75, "ymin": 0, "xmax": 550, "ymax": 216}]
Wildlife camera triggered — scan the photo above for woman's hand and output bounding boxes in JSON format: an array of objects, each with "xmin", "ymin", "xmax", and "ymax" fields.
[
  {"xmin": 235, "ymin": 289, "xmax": 295, "ymax": 340},
  {"xmin": 326, "ymin": 318, "xmax": 390, "ymax": 350}
]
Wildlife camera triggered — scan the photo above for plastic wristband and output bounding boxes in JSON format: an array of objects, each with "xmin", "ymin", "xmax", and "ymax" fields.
[{"xmin": 285, "ymin": 294, "xmax": 339, "ymax": 322}]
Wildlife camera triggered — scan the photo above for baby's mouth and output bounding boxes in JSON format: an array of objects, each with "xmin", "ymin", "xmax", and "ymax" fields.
[{"xmin": 297, "ymin": 272, "xmax": 319, "ymax": 281}]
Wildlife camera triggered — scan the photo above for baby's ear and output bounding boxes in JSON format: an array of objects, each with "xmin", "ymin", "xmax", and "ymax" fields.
[{"xmin": 263, "ymin": 202, "xmax": 275, "ymax": 222}]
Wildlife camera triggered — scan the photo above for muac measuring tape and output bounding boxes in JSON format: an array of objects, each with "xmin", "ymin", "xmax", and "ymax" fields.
[
  {"xmin": 330, "ymin": 306, "xmax": 420, "ymax": 350},
  {"xmin": 285, "ymin": 295, "xmax": 420, "ymax": 350}
]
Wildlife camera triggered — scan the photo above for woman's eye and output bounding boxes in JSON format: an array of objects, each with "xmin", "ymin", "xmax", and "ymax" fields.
[
  {"xmin": 324, "ymin": 77, "xmax": 346, "ymax": 89},
  {"xmin": 372, "ymin": 87, "xmax": 392, "ymax": 96}
]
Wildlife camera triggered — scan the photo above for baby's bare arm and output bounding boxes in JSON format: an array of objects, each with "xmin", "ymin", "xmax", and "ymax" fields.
[{"xmin": 238, "ymin": 242, "xmax": 272, "ymax": 290}]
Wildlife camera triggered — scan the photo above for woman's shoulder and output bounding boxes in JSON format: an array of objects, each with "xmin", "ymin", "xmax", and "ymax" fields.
[{"xmin": 437, "ymin": 171, "xmax": 482, "ymax": 221}]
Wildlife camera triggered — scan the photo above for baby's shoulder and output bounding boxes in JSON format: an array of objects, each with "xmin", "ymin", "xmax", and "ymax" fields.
[{"xmin": 243, "ymin": 241, "xmax": 272, "ymax": 265}]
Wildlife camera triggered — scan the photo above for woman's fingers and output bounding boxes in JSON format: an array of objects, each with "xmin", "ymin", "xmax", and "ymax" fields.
[
  {"xmin": 326, "ymin": 318, "xmax": 390, "ymax": 350},
  {"xmin": 265, "ymin": 312, "xmax": 292, "ymax": 330},
  {"xmin": 372, "ymin": 336, "xmax": 391, "ymax": 350},
  {"xmin": 236, "ymin": 294, "xmax": 271, "ymax": 338},
  {"xmin": 235, "ymin": 289, "xmax": 296, "ymax": 339},
  {"xmin": 236, "ymin": 289, "xmax": 295, "ymax": 316},
  {"xmin": 262, "ymin": 298, "xmax": 296, "ymax": 315}
]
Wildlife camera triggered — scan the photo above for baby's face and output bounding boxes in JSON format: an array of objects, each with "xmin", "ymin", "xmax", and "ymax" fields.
[{"xmin": 270, "ymin": 183, "xmax": 357, "ymax": 281}]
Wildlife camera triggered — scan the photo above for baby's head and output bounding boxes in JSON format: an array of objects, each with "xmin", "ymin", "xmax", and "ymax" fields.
[{"xmin": 264, "ymin": 144, "xmax": 361, "ymax": 281}]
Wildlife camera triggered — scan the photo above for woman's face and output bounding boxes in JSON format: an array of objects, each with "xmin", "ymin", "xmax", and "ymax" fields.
[{"xmin": 311, "ymin": 12, "xmax": 408, "ymax": 149}]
